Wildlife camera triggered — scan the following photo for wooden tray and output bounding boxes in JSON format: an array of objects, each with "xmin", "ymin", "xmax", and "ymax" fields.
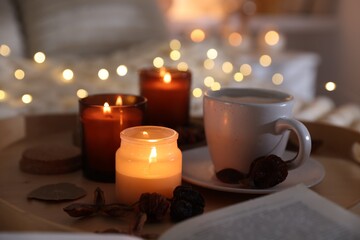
[{"xmin": 0, "ymin": 114, "xmax": 359, "ymax": 234}]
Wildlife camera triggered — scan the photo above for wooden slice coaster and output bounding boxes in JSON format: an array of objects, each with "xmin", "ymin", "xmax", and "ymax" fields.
[{"xmin": 20, "ymin": 144, "xmax": 81, "ymax": 174}]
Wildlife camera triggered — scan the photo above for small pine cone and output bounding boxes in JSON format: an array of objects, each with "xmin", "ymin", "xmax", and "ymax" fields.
[
  {"xmin": 138, "ymin": 193, "xmax": 170, "ymax": 222},
  {"xmin": 170, "ymin": 199, "xmax": 193, "ymax": 222},
  {"xmin": 248, "ymin": 155, "xmax": 288, "ymax": 189},
  {"xmin": 170, "ymin": 185, "xmax": 205, "ymax": 222},
  {"xmin": 173, "ymin": 185, "xmax": 205, "ymax": 210}
]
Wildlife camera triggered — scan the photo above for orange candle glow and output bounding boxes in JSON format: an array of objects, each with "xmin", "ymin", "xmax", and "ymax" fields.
[
  {"xmin": 140, "ymin": 67, "xmax": 191, "ymax": 128},
  {"xmin": 116, "ymin": 126, "xmax": 182, "ymax": 204}
]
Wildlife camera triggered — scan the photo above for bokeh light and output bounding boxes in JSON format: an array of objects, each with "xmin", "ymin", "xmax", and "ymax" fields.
[
  {"xmin": 0, "ymin": 90, "xmax": 6, "ymax": 101},
  {"xmin": 116, "ymin": 65, "xmax": 128, "ymax": 76},
  {"xmin": 22, "ymin": 94, "xmax": 33, "ymax": 104},
  {"xmin": 228, "ymin": 32, "xmax": 242, "ymax": 47},
  {"xmin": 272, "ymin": 73, "xmax": 284, "ymax": 85},
  {"xmin": 177, "ymin": 62, "xmax": 188, "ymax": 71},
  {"xmin": 204, "ymin": 59, "xmax": 215, "ymax": 70},
  {"xmin": 98, "ymin": 68, "xmax": 109, "ymax": 80},
  {"xmin": 170, "ymin": 50, "xmax": 181, "ymax": 61},
  {"xmin": 207, "ymin": 49, "xmax": 218, "ymax": 59},
  {"xmin": 222, "ymin": 61, "xmax": 234, "ymax": 74},
  {"xmin": 259, "ymin": 55, "xmax": 272, "ymax": 67},
  {"xmin": 204, "ymin": 76, "xmax": 215, "ymax": 87},
  {"xmin": 34, "ymin": 52, "xmax": 46, "ymax": 63},
  {"xmin": 234, "ymin": 72, "xmax": 244, "ymax": 82},
  {"xmin": 211, "ymin": 82, "xmax": 221, "ymax": 91},
  {"xmin": 14, "ymin": 69, "xmax": 25, "ymax": 80},
  {"xmin": 0, "ymin": 44, "xmax": 11, "ymax": 57},
  {"xmin": 192, "ymin": 88, "xmax": 203, "ymax": 98},
  {"xmin": 62, "ymin": 69, "xmax": 74, "ymax": 81},
  {"xmin": 265, "ymin": 30, "xmax": 280, "ymax": 46},
  {"xmin": 190, "ymin": 29, "xmax": 205, "ymax": 43},
  {"xmin": 240, "ymin": 64, "xmax": 252, "ymax": 76},
  {"xmin": 77, "ymin": 89, "xmax": 88, "ymax": 98},
  {"xmin": 153, "ymin": 57, "xmax": 164, "ymax": 68},
  {"xmin": 169, "ymin": 39, "xmax": 181, "ymax": 50},
  {"xmin": 325, "ymin": 81, "xmax": 336, "ymax": 91}
]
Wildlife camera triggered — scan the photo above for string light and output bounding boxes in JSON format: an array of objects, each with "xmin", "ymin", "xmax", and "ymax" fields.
[
  {"xmin": 177, "ymin": 62, "xmax": 188, "ymax": 71},
  {"xmin": 272, "ymin": 73, "xmax": 284, "ymax": 85},
  {"xmin": 22, "ymin": 94, "xmax": 33, "ymax": 104},
  {"xmin": 116, "ymin": 65, "xmax": 128, "ymax": 76},
  {"xmin": 204, "ymin": 76, "xmax": 215, "ymax": 87},
  {"xmin": 222, "ymin": 61, "xmax": 233, "ymax": 74},
  {"xmin": 240, "ymin": 64, "xmax": 252, "ymax": 76},
  {"xmin": 153, "ymin": 57, "xmax": 164, "ymax": 68},
  {"xmin": 259, "ymin": 55, "xmax": 272, "ymax": 67},
  {"xmin": 170, "ymin": 50, "xmax": 181, "ymax": 61},
  {"xmin": 192, "ymin": 88, "xmax": 203, "ymax": 98},
  {"xmin": 0, "ymin": 44, "xmax": 11, "ymax": 57},
  {"xmin": 169, "ymin": 39, "xmax": 181, "ymax": 50},
  {"xmin": 34, "ymin": 52, "xmax": 46, "ymax": 63},
  {"xmin": 234, "ymin": 72, "xmax": 244, "ymax": 82},
  {"xmin": 228, "ymin": 32, "xmax": 242, "ymax": 47},
  {"xmin": 190, "ymin": 29, "xmax": 205, "ymax": 43},
  {"xmin": 211, "ymin": 82, "xmax": 221, "ymax": 91},
  {"xmin": 265, "ymin": 31, "xmax": 280, "ymax": 46},
  {"xmin": 98, "ymin": 68, "xmax": 109, "ymax": 80},
  {"xmin": 204, "ymin": 59, "xmax": 215, "ymax": 70},
  {"xmin": 325, "ymin": 82, "xmax": 336, "ymax": 91},
  {"xmin": 77, "ymin": 89, "xmax": 88, "ymax": 98},
  {"xmin": 0, "ymin": 90, "xmax": 6, "ymax": 101},
  {"xmin": 207, "ymin": 49, "xmax": 218, "ymax": 59},
  {"xmin": 62, "ymin": 69, "xmax": 74, "ymax": 81},
  {"xmin": 14, "ymin": 69, "xmax": 25, "ymax": 80}
]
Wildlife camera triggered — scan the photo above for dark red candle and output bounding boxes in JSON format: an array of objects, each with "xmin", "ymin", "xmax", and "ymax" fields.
[
  {"xmin": 79, "ymin": 94, "xmax": 146, "ymax": 182},
  {"xmin": 140, "ymin": 67, "xmax": 191, "ymax": 128}
]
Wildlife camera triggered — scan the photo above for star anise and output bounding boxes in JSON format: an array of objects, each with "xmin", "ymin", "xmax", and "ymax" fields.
[{"xmin": 63, "ymin": 187, "xmax": 133, "ymax": 218}]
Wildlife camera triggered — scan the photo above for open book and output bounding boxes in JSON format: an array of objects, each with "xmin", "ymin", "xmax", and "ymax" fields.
[
  {"xmin": 1, "ymin": 185, "xmax": 360, "ymax": 240},
  {"xmin": 160, "ymin": 184, "xmax": 360, "ymax": 240}
]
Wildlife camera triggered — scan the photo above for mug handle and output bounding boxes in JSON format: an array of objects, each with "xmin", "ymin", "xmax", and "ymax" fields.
[{"xmin": 275, "ymin": 118, "xmax": 312, "ymax": 170}]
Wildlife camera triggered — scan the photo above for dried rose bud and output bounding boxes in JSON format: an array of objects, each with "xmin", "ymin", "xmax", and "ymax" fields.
[
  {"xmin": 138, "ymin": 193, "xmax": 170, "ymax": 222},
  {"xmin": 248, "ymin": 155, "xmax": 288, "ymax": 189}
]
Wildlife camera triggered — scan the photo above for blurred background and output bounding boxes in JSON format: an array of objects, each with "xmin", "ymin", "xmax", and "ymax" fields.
[{"xmin": 0, "ymin": 0, "xmax": 359, "ymax": 123}]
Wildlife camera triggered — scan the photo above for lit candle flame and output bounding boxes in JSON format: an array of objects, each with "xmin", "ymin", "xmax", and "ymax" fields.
[
  {"xmin": 149, "ymin": 147, "xmax": 157, "ymax": 163},
  {"xmin": 116, "ymin": 96, "xmax": 123, "ymax": 106},
  {"xmin": 142, "ymin": 131, "xmax": 149, "ymax": 137},
  {"xmin": 163, "ymin": 72, "xmax": 171, "ymax": 84},
  {"xmin": 103, "ymin": 102, "xmax": 111, "ymax": 114}
]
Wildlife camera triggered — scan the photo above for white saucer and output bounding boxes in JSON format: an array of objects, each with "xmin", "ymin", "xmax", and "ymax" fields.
[{"xmin": 182, "ymin": 146, "xmax": 325, "ymax": 194}]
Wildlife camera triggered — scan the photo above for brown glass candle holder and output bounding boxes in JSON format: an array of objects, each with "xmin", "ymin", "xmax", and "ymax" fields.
[
  {"xmin": 79, "ymin": 94, "xmax": 147, "ymax": 182},
  {"xmin": 140, "ymin": 67, "xmax": 191, "ymax": 128}
]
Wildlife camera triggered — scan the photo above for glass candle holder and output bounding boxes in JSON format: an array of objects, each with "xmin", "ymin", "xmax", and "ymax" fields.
[
  {"xmin": 79, "ymin": 94, "xmax": 147, "ymax": 182},
  {"xmin": 116, "ymin": 126, "xmax": 182, "ymax": 205},
  {"xmin": 139, "ymin": 67, "xmax": 191, "ymax": 128}
]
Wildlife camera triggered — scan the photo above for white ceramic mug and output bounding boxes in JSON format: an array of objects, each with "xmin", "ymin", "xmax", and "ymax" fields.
[{"xmin": 203, "ymin": 88, "xmax": 311, "ymax": 175}]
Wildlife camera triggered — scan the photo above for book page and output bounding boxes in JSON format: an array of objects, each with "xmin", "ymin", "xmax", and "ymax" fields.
[
  {"xmin": 160, "ymin": 185, "xmax": 360, "ymax": 240},
  {"xmin": 0, "ymin": 232, "xmax": 141, "ymax": 240}
]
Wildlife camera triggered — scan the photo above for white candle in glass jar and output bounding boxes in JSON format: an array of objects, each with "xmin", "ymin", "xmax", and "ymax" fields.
[{"xmin": 115, "ymin": 126, "xmax": 182, "ymax": 205}]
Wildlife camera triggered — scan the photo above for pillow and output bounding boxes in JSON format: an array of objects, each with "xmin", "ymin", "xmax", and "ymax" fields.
[
  {"xmin": 0, "ymin": 0, "xmax": 25, "ymax": 57},
  {"xmin": 16, "ymin": 0, "xmax": 168, "ymax": 58}
]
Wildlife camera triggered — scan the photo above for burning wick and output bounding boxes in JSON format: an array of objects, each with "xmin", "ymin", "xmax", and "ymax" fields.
[{"xmin": 163, "ymin": 73, "xmax": 171, "ymax": 84}]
